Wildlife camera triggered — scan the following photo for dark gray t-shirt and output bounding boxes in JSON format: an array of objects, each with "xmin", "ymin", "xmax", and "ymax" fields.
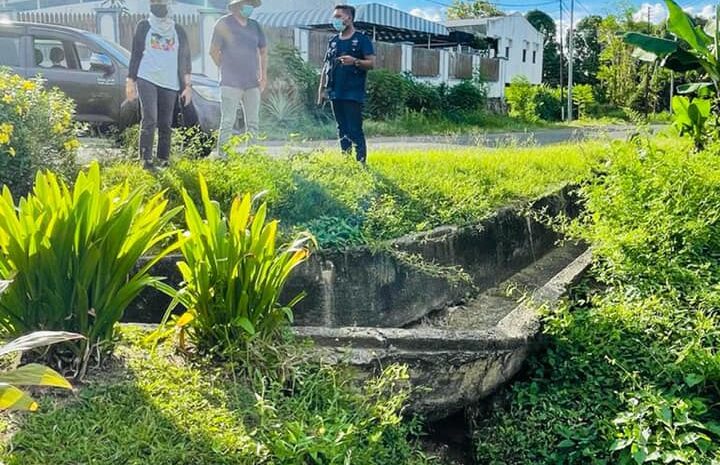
[{"xmin": 211, "ymin": 15, "xmax": 267, "ymax": 90}]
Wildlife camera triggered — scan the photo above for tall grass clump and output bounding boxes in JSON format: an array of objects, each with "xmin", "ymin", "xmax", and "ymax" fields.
[
  {"xmin": 162, "ymin": 175, "xmax": 314, "ymax": 359},
  {"xmin": 0, "ymin": 163, "xmax": 180, "ymax": 375}
]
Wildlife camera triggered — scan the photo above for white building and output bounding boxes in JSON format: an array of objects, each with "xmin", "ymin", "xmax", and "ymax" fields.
[{"xmin": 445, "ymin": 13, "xmax": 543, "ymax": 98}]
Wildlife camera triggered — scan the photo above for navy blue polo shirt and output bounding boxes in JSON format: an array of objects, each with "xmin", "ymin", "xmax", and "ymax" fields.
[{"xmin": 326, "ymin": 32, "xmax": 375, "ymax": 103}]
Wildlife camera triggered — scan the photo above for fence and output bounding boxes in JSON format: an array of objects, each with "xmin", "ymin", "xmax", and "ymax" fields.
[
  {"xmin": 478, "ymin": 57, "xmax": 499, "ymax": 82},
  {"xmin": 451, "ymin": 52, "xmax": 473, "ymax": 80},
  {"xmin": 17, "ymin": 11, "xmax": 96, "ymax": 32},
  {"xmin": 412, "ymin": 47, "xmax": 440, "ymax": 77},
  {"xmin": 374, "ymin": 41, "xmax": 402, "ymax": 73}
]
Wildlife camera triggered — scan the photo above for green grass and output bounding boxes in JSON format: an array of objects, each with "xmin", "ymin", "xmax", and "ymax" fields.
[
  {"xmin": 473, "ymin": 137, "xmax": 720, "ymax": 464},
  {"xmin": 0, "ymin": 327, "xmax": 431, "ymax": 465},
  {"xmin": 102, "ymin": 140, "xmax": 628, "ymax": 249}
]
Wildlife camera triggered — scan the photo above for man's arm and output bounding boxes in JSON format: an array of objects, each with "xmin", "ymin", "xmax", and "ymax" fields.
[
  {"xmin": 354, "ymin": 55, "xmax": 375, "ymax": 70},
  {"xmin": 209, "ymin": 22, "xmax": 223, "ymax": 67},
  {"xmin": 210, "ymin": 43, "xmax": 222, "ymax": 67}
]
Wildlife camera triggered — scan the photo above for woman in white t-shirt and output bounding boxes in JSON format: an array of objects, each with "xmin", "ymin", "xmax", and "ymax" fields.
[{"xmin": 126, "ymin": 0, "xmax": 192, "ymax": 169}]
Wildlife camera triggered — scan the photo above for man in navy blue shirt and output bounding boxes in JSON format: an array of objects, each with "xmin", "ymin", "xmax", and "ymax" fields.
[{"xmin": 318, "ymin": 5, "xmax": 375, "ymax": 164}]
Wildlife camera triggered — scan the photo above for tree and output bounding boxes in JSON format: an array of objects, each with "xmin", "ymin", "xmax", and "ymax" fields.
[
  {"xmin": 526, "ymin": 9, "xmax": 563, "ymax": 86},
  {"xmin": 569, "ymin": 15, "xmax": 603, "ymax": 85},
  {"xmin": 447, "ymin": 0, "xmax": 504, "ymax": 19},
  {"xmin": 597, "ymin": 15, "xmax": 637, "ymax": 106}
]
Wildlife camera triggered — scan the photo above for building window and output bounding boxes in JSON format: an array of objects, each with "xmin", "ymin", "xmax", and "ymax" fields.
[
  {"xmin": 532, "ymin": 50, "xmax": 537, "ymax": 64},
  {"xmin": 522, "ymin": 49, "xmax": 527, "ymax": 62},
  {"xmin": 505, "ymin": 46, "xmax": 510, "ymax": 58}
]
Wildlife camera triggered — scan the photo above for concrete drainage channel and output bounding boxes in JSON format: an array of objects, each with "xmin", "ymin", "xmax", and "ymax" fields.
[{"xmin": 125, "ymin": 187, "xmax": 591, "ymax": 462}]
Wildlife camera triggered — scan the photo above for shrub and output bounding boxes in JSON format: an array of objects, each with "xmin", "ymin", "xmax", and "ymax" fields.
[
  {"xmin": 535, "ymin": 85, "xmax": 562, "ymax": 121},
  {"xmin": 0, "ymin": 163, "xmax": 181, "ymax": 375},
  {"xmin": 446, "ymin": 80, "xmax": 487, "ymax": 112},
  {"xmin": 0, "ymin": 70, "xmax": 78, "ymax": 197},
  {"xmin": 506, "ymin": 75, "xmax": 539, "ymax": 122},
  {"xmin": 267, "ymin": 44, "xmax": 323, "ymax": 117},
  {"xmin": 404, "ymin": 75, "xmax": 443, "ymax": 113},
  {"xmin": 165, "ymin": 175, "xmax": 314, "ymax": 357},
  {"xmin": 366, "ymin": 69, "xmax": 408, "ymax": 120},
  {"xmin": 572, "ymin": 84, "xmax": 596, "ymax": 119}
]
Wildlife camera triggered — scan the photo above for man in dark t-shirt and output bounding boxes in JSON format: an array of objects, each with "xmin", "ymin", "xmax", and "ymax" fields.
[
  {"xmin": 318, "ymin": 4, "xmax": 375, "ymax": 164},
  {"xmin": 210, "ymin": 0, "xmax": 266, "ymax": 157}
]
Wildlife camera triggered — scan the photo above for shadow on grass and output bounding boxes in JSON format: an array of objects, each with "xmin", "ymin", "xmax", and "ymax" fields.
[{"xmin": 4, "ymin": 349, "xmax": 265, "ymax": 465}]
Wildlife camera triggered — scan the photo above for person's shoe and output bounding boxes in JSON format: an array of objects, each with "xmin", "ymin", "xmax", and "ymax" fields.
[
  {"xmin": 157, "ymin": 159, "xmax": 170, "ymax": 169},
  {"xmin": 142, "ymin": 159, "xmax": 154, "ymax": 170}
]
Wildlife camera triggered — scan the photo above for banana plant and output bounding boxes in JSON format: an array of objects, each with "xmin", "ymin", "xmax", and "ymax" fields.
[
  {"xmin": 671, "ymin": 95, "xmax": 712, "ymax": 150},
  {"xmin": 623, "ymin": 0, "xmax": 719, "ymax": 95},
  {"xmin": 0, "ymin": 280, "xmax": 82, "ymax": 411}
]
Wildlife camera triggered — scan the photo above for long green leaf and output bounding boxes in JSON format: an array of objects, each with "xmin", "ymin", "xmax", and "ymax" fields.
[
  {"xmin": 0, "ymin": 364, "xmax": 72, "ymax": 389},
  {"xmin": 0, "ymin": 332, "xmax": 84, "ymax": 356}
]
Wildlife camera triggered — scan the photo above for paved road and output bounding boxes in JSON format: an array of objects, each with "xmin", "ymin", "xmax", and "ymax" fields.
[{"xmin": 78, "ymin": 125, "xmax": 668, "ymax": 163}]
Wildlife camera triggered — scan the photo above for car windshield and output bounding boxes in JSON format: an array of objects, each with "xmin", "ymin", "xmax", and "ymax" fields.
[{"xmin": 86, "ymin": 33, "xmax": 130, "ymax": 66}]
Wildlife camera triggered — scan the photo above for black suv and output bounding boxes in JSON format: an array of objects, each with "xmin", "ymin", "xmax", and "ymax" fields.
[{"xmin": 0, "ymin": 21, "xmax": 222, "ymax": 132}]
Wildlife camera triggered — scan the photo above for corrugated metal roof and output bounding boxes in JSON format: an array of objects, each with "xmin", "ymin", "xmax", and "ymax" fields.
[{"xmin": 255, "ymin": 3, "xmax": 448, "ymax": 36}]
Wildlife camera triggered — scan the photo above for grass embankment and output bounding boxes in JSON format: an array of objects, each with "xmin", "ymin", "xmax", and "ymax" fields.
[
  {"xmin": 474, "ymin": 138, "xmax": 720, "ymax": 463},
  {"xmin": 104, "ymin": 141, "xmax": 618, "ymax": 249},
  {"xmin": 0, "ymin": 327, "xmax": 428, "ymax": 465}
]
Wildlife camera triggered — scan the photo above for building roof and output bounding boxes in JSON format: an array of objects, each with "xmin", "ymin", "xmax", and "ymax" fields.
[
  {"xmin": 444, "ymin": 13, "xmax": 542, "ymax": 38},
  {"xmin": 255, "ymin": 3, "xmax": 448, "ymax": 36}
]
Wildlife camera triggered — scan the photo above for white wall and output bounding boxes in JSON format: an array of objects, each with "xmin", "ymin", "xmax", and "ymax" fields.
[{"xmin": 445, "ymin": 14, "xmax": 544, "ymax": 98}]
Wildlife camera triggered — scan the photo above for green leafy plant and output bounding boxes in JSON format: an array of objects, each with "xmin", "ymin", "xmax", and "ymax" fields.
[
  {"xmin": 0, "ymin": 329, "xmax": 82, "ymax": 411},
  {"xmin": 671, "ymin": 95, "xmax": 711, "ymax": 150},
  {"xmin": 162, "ymin": 175, "xmax": 314, "ymax": 356},
  {"xmin": 0, "ymin": 281, "xmax": 82, "ymax": 412},
  {"xmin": 366, "ymin": 70, "xmax": 409, "ymax": 120},
  {"xmin": 506, "ymin": 75, "xmax": 539, "ymax": 122},
  {"xmin": 262, "ymin": 84, "xmax": 304, "ymax": 128},
  {"xmin": 446, "ymin": 80, "xmax": 487, "ymax": 112},
  {"xmin": 0, "ymin": 163, "xmax": 181, "ymax": 375},
  {"xmin": 0, "ymin": 70, "xmax": 78, "ymax": 198},
  {"xmin": 572, "ymin": 84, "xmax": 596, "ymax": 119}
]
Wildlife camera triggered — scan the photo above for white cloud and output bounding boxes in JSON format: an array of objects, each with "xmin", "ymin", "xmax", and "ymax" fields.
[
  {"xmin": 410, "ymin": 7, "xmax": 443, "ymax": 22},
  {"xmin": 683, "ymin": 4, "xmax": 715, "ymax": 19},
  {"xmin": 632, "ymin": 2, "xmax": 668, "ymax": 24}
]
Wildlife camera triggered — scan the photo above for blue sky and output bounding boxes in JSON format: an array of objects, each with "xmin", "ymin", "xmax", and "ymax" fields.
[{"xmin": 387, "ymin": 0, "xmax": 717, "ymax": 25}]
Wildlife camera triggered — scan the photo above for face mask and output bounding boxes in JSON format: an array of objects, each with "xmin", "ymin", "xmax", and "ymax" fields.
[
  {"xmin": 332, "ymin": 18, "xmax": 346, "ymax": 32},
  {"xmin": 240, "ymin": 4, "xmax": 254, "ymax": 17},
  {"xmin": 150, "ymin": 4, "xmax": 168, "ymax": 17}
]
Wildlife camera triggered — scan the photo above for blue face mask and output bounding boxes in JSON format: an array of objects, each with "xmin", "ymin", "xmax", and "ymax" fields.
[
  {"xmin": 332, "ymin": 18, "xmax": 346, "ymax": 32},
  {"xmin": 240, "ymin": 4, "xmax": 254, "ymax": 17}
]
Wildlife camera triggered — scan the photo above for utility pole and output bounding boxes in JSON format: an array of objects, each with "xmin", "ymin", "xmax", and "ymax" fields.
[
  {"xmin": 567, "ymin": 0, "xmax": 574, "ymax": 121},
  {"xmin": 559, "ymin": 0, "xmax": 565, "ymax": 120}
]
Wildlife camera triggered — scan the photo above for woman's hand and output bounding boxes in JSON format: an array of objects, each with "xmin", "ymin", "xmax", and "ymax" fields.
[
  {"xmin": 181, "ymin": 86, "xmax": 192, "ymax": 106},
  {"xmin": 125, "ymin": 79, "xmax": 137, "ymax": 101}
]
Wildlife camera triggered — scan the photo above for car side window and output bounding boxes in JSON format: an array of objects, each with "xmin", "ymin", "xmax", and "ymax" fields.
[
  {"xmin": 32, "ymin": 38, "xmax": 71, "ymax": 69},
  {"xmin": 73, "ymin": 41, "xmax": 94, "ymax": 72},
  {"xmin": 0, "ymin": 34, "xmax": 21, "ymax": 67}
]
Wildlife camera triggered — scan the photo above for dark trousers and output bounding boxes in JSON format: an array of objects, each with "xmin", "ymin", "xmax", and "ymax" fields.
[
  {"xmin": 137, "ymin": 78, "xmax": 177, "ymax": 161},
  {"xmin": 331, "ymin": 99, "xmax": 367, "ymax": 163}
]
